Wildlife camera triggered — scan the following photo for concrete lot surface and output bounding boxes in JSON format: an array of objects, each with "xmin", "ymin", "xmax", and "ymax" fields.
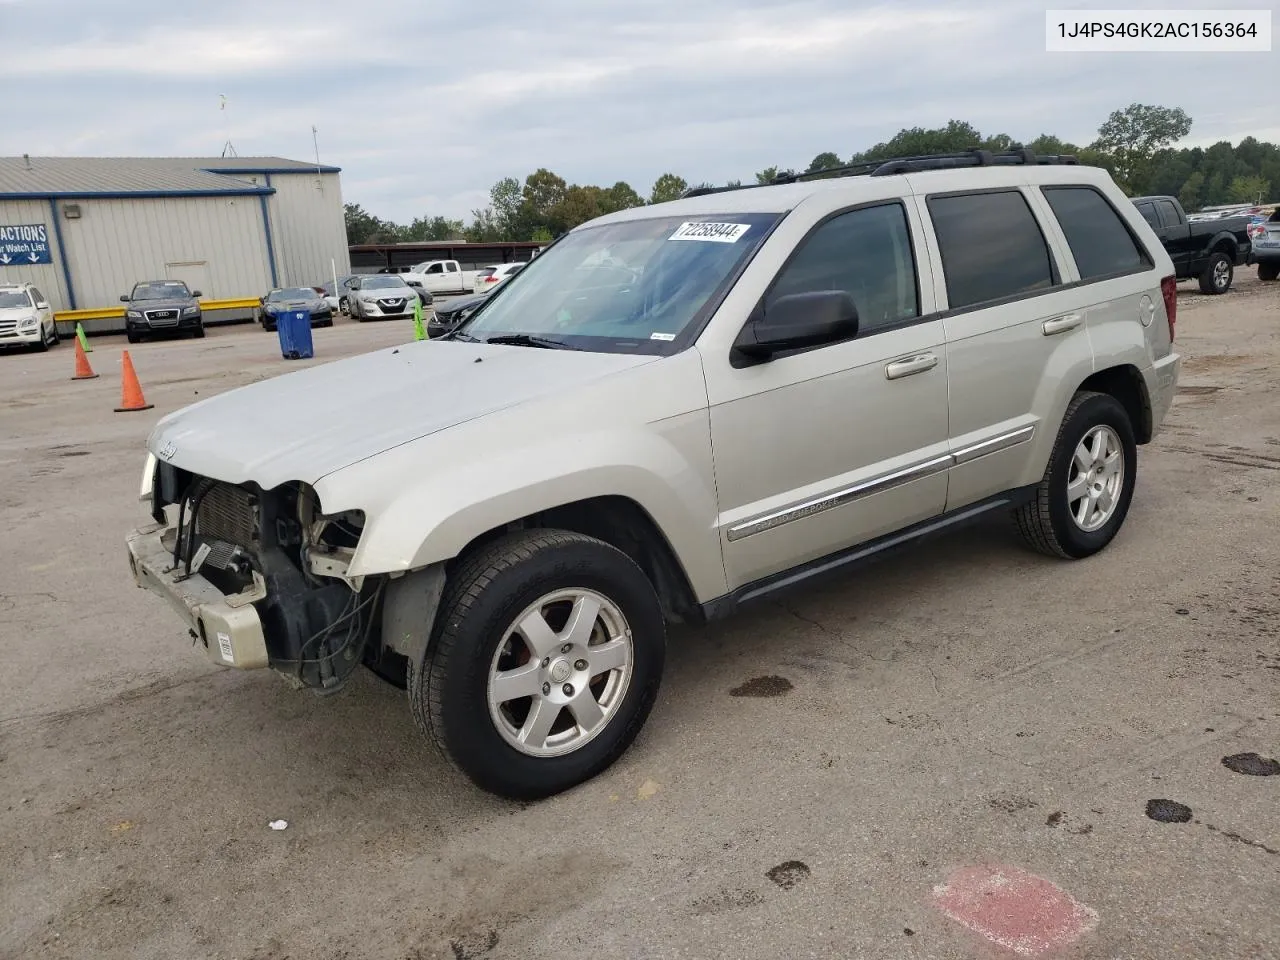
[{"xmin": 1, "ymin": 280, "xmax": 1278, "ymax": 960}]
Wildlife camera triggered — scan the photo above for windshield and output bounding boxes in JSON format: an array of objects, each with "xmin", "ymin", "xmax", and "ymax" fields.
[
  {"xmin": 363, "ymin": 276, "xmax": 409, "ymax": 290},
  {"xmin": 459, "ymin": 213, "xmax": 780, "ymax": 352},
  {"xmin": 0, "ymin": 291, "xmax": 32, "ymax": 309},
  {"xmin": 131, "ymin": 281, "xmax": 190, "ymax": 300},
  {"xmin": 268, "ymin": 287, "xmax": 318, "ymax": 301}
]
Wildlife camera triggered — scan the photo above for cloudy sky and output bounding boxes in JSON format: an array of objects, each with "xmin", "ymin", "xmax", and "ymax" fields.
[{"xmin": 1, "ymin": 0, "xmax": 1274, "ymax": 223}]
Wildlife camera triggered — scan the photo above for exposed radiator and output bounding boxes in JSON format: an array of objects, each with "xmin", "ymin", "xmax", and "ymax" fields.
[{"xmin": 195, "ymin": 483, "xmax": 259, "ymax": 549}]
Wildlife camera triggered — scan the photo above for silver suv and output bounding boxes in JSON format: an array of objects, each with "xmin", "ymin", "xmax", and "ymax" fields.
[{"xmin": 127, "ymin": 150, "xmax": 1181, "ymax": 799}]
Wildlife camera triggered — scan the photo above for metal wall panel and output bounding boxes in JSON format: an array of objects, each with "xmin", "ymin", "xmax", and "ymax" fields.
[
  {"xmin": 0, "ymin": 199, "xmax": 71, "ymax": 310},
  {"xmin": 57, "ymin": 196, "xmax": 273, "ymax": 307},
  {"xmin": 265, "ymin": 172, "xmax": 351, "ymax": 287}
]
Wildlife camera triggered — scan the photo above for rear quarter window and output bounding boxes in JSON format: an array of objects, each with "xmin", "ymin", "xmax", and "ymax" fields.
[
  {"xmin": 1043, "ymin": 186, "xmax": 1152, "ymax": 280},
  {"xmin": 927, "ymin": 190, "xmax": 1056, "ymax": 310}
]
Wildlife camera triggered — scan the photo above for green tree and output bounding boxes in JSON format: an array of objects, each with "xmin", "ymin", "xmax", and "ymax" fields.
[
  {"xmin": 489, "ymin": 177, "xmax": 523, "ymax": 236},
  {"xmin": 649, "ymin": 173, "xmax": 688, "ymax": 204},
  {"xmin": 1028, "ymin": 134, "xmax": 1077, "ymax": 156},
  {"xmin": 521, "ymin": 167, "xmax": 568, "ymax": 230},
  {"xmin": 1228, "ymin": 175, "xmax": 1270, "ymax": 204},
  {"xmin": 403, "ymin": 215, "xmax": 465, "ymax": 242},
  {"xmin": 1093, "ymin": 103, "xmax": 1192, "ymax": 190},
  {"xmin": 553, "ymin": 184, "xmax": 607, "ymax": 230},
  {"xmin": 465, "ymin": 207, "xmax": 504, "ymax": 243},
  {"xmin": 852, "ymin": 120, "xmax": 984, "ymax": 162},
  {"xmin": 754, "ymin": 166, "xmax": 796, "ymax": 184},
  {"xmin": 1177, "ymin": 171, "xmax": 1205, "ymax": 211},
  {"xmin": 530, "ymin": 226, "xmax": 554, "ymax": 242},
  {"xmin": 603, "ymin": 181, "xmax": 644, "ymax": 213},
  {"xmin": 806, "ymin": 152, "xmax": 842, "ymax": 173},
  {"xmin": 344, "ymin": 203, "xmax": 389, "ymax": 244}
]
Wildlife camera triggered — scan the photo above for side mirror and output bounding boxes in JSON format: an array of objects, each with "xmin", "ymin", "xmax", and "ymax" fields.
[
  {"xmin": 120, "ymin": 294, "xmax": 130, "ymax": 302},
  {"xmin": 36, "ymin": 301, "xmax": 50, "ymax": 309},
  {"xmin": 191, "ymin": 290, "xmax": 203, "ymax": 298},
  {"xmin": 732, "ymin": 290, "xmax": 859, "ymax": 365}
]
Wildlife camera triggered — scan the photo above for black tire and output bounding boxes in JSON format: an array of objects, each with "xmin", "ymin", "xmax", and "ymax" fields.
[
  {"xmin": 34, "ymin": 327, "xmax": 51, "ymax": 352},
  {"xmin": 1259, "ymin": 262, "xmax": 1280, "ymax": 282},
  {"xmin": 410, "ymin": 529, "xmax": 665, "ymax": 800},
  {"xmin": 194, "ymin": 325, "xmax": 206, "ymax": 339},
  {"xmin": 49, "ymin": 324, "xmax": 60, "ymax": 346},
  {"xmin": 1014, "ymin": 391, "xmax": 1138, "ymax": 560},
  {"xmin": 1198, "ymin": 251, "xmax": 1233, "ymax": 294},
  {"xmin": 126, "ymin": 331, "xmax": 140, "ymax": 345}
]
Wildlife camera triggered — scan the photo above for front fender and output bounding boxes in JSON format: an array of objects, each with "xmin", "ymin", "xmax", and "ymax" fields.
[{"xmin": 314, "ymin": 411, "xmax": 727, "ymax": 603}]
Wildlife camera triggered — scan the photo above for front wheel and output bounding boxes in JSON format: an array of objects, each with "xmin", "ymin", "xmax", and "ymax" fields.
[
  {"xmin": 1259, "ymin": 261, "xmax": 1280, "ymax": 282},
  {"xmin": 1198, "ymin": 251, "xmax": 1233, "ymax": 294},
  {"xmin": 410, "ymin": 530, "xmax": 666, "ymax": 800},
  {"xmin": 1014, "ymin": 391, "xmax": 1137, "ymax": 560},
  {"xmin": 193, "ymin": 325, "xmax": 206, "ymax": 339}
]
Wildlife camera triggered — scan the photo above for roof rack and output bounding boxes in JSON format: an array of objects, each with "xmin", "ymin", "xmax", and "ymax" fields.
[{"xmin": 679, "ymin": 148, "xmax": 1080, "ymax": 198}]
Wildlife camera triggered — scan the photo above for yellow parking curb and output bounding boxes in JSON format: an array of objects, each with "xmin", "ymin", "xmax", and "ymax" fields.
[{"xmin": 55, "ymin": 298, "xmax": 261, "ymax": 322}]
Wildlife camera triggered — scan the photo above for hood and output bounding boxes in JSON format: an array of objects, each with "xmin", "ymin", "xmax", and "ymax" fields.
[
  {"xmin": 0, "ymin": 306, "xmax": 38, "ymax": 320},
  {"xmin": 265, "ymin": 297, "xmax": 326, "ymax": 311},
  {"xmin": 357, "ymin": 288, "xmax": 413, "ymax": 299},
  {"xmin": 148, "ymin": 341, "xmax": 657, "ymax": 490},
  {"xmin": 129, "ymin": 297, "xmax": 195, "ymax": 311}
]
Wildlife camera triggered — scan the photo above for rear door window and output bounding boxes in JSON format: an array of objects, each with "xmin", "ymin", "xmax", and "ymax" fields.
[
  {"xmin": 1042, "ymin": 186, "xmax": 1152, "ymax": 280},
  {"xmin": 1155, "ymin": 200, "xmax": 1181, "ymax": 227},
  {"xmin": 927, "ymin": 190, "xmax": 1056, "ymax": 310},
  {"xmin": 1136, "ymin": 202, "xmax": 1161, "ymax": 229}
]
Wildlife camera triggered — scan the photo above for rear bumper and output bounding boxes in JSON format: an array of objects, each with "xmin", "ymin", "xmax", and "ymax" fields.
[
  {"xmin": 1149, "ymin": 351, "xmax": 1181, "ymax": 437},
  {"xmin": 126, "ymin": 522, "xmax": 270, "ymax": 670}
]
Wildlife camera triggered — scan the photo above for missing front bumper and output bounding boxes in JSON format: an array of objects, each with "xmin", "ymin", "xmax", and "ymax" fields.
[{"xmin": 126, "ymin": 523, "xmax": 270, "ymax": 669}]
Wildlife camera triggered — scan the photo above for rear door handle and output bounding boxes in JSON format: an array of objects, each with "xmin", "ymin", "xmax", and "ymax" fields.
[
  {"xmin": 885, "ymin": 353, "xmax": 938, "ymax": 380},
  {"xmin": 1042, "ymin": 314, "xmax": 1083, "ymax": 336}
]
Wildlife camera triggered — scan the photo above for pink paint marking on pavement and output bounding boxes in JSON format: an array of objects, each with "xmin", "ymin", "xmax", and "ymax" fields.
[{"xmin": 932, "ymin": 864, "xmax": 1099, "ymax": 957}]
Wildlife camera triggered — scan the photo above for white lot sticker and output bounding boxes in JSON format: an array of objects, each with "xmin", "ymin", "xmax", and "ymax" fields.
[
  {"xmin": 669, "ymin": 222, "xmax": 751, "ymax": 243},
  {"xmin": 650, "ymin": 332, "xmax": 676, "ymax": 341},
  {"xmin": 217, "ymin": 632, "xmax": 235, "ymax": 664}
]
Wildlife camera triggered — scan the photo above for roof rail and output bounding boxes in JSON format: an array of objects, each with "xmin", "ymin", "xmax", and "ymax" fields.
[{"xmin": 678, "ymin": 148, "xmax": 1082, "ymax": 199}]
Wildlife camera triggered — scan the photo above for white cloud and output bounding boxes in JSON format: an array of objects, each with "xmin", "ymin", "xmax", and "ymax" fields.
[{"xmin": 0, "ymin": 0, "xmax": 1271, "ymax": 221}]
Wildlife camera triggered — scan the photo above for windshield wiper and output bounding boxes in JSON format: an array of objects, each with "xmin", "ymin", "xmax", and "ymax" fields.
[
  {"xmin": 449, "ymin": 331, "xmax": 482, "ymax": 342},
  {"xmin": 483, "ymin": 334, "xmax": 580, "ymax": 350}
]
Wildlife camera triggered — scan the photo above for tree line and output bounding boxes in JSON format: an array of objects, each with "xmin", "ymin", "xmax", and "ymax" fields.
[{"xmin": 345, "ymin": 103, "xmax": 1278, "ymax": 245}]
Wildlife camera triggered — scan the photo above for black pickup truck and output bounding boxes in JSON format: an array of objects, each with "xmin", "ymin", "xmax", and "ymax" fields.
[{"xmin": 1131, "ymin": 196, "xmax": 1253, "ymax": 295}]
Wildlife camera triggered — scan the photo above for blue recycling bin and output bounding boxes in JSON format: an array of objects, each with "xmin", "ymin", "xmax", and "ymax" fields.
[{"xmin": 276, "ymin": 310, "xmax": 314, "ymax": 360}]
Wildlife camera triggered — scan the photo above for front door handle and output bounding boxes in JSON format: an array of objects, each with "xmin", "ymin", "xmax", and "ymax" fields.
[
  {"xmin": 885, "ymin": 353, "xmax": 938, "ymax": 380},
  {"xmin": 1042, "ymin": 314, "xmax": 1083, "ymax": 336}
]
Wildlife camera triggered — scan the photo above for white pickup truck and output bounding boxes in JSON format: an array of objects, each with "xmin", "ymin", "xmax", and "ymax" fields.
[{"xmin": 401, "ymin": 260, "xmax": 479, "ymax": 296}]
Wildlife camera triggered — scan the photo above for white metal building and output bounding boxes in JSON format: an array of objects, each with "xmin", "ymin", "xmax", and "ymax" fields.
[{"xmin": 0, "ymin": 156, "xmax": 350, "ymax": 329}]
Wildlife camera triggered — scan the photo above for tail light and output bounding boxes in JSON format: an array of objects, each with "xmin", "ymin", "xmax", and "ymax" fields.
[{"xmin": 1160, "ymin": 275, "xmax": 1177, "ymax": 341}]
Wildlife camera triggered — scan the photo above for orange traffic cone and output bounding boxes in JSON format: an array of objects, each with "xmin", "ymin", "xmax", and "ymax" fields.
[
  {"xmin": 114, "ymin": 351, "xmax": 154, "ymax": 413},
  {"xmin": 71, "ymin": 337, "xmax": 99, "ymax": 380}
]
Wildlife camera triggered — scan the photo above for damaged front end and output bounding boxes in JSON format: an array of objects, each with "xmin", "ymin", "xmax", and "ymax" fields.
[{"xmin": 127, "ymin": 455, "xmax": 386, "ymax": 694}]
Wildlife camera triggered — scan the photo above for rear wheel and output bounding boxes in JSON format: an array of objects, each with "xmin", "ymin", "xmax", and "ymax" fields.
[
  {"xmin": 1259, "ymin": 262, "xmax": 1280, "ymax": 282},
  {"xmin": 1198, "ymin": 251, "xmax": 1233, "ymax": 294},
  {"xmin": 1015, "ymin": 391, "xmax": 1137, "ymax": 560},
  {"xmin": 410, "ymin": 529, "xmax": 665, "ymax": 800}
]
